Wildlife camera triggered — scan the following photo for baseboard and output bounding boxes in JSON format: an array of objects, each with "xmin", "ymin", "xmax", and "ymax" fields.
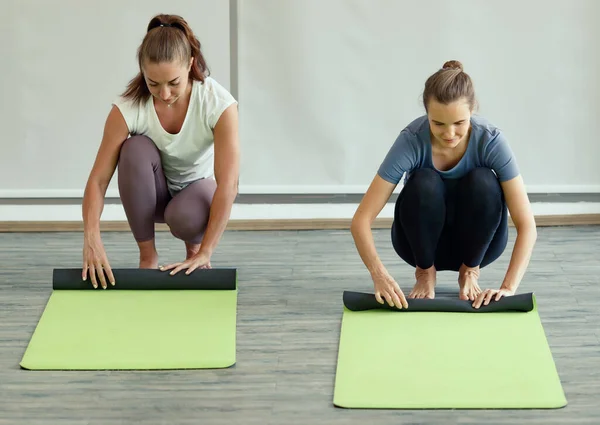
[{"xmin": 1, "ymin": 214, "xmax": 600, "ymax": 232}]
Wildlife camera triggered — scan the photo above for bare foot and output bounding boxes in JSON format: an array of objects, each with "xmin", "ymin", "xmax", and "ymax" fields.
[
  {"xmin": 137, "ymin": 239, "xmax": 159, "ymax": 269},
  {"xmin": 408, "ymin": 265, "xmax": 436, "ymax": 299},
  {"xmin": 458, "ymin": 264, "xmax": 482, "ymax": 301},
  {"xmin": 185, "ymin": 242, "xmax": 201, "ymax": 260}
]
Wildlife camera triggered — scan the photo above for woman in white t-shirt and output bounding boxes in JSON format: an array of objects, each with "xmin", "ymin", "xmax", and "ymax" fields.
[{"xmin": 81, "ymin": 14, "xmax": 239, "ymax": 289}]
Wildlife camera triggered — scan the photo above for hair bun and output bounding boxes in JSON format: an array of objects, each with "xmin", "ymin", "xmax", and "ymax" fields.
[{"xmin": 442, "ymin": 60, "xmax": 463, "ymax": 71}]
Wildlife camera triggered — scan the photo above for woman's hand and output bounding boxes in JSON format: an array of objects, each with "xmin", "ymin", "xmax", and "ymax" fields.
[
  {"xmin": 82, "ymin": 234, "xmax": 115, "ymax": 289},
  {"xmin": 372, "ymin": 268, "xmax": 408, "ymax": 309},
  {"xmin": 472, "ymin": 288, "xmax": 515, "ymax": 309},
  {"xmin": 160, "ymin": 251, "xmax": 212, "ymax": 275}
]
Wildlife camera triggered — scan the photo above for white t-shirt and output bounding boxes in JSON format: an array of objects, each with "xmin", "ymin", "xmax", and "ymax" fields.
[{"xmin": 113, "ymin": 77, "xmax": 237, "ymax": 194}]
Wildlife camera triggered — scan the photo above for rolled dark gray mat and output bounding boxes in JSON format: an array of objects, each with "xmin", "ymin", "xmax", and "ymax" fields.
[
  {"xmin": 52, "ymin": 268, "xmax": 237, "ymax": 290},
  {"xmin": 342, "ymin": 290, "xmax": 534, "ymax": 312}
]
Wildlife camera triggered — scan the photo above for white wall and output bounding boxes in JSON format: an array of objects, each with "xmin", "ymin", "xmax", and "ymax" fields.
[
  {"xmin": 0, "ymin": 0, "xmax": 231, "ymax": 198},
  {"xmin": 1, "ymin": 0, "xmax": 599, "ymax": 198},
  {"xmin": 237, "ymin": 0, "xmax": 600, "ymax": 193}
]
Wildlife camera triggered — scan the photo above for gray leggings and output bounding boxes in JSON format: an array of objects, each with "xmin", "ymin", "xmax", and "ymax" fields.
[{"xmin": 117, "ymin": 135, "xmax": 216, "ymax": 244}]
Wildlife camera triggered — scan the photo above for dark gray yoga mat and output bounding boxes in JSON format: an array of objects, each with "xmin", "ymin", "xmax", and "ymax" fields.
[
  {"xmin": 342, "ymin": 290, "xmax": 534, "ymax": 312},
  {"xmin": 53, "ymin": 268, "xmax": 237, "ymax": 290}
]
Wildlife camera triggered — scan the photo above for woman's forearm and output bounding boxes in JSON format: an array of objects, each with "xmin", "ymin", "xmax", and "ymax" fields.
[
  {"xmin": 351, "ymin": 217, "xmax": 386, "ymax": 276},
  {"xmin": 82, "ymin": 181, "xmax": 107, "ymax": 238},
  {"xmin": 198, "ymin": 184, "xmax": 237, "ymax": 256},
  {"xmin": 500, "ymin": 223, "xmax": 537, "ymax": 292}
]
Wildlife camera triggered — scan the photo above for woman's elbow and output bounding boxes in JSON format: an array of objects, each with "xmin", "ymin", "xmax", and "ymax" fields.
[
  {"xmin": 230, "ymin": 179, "xmax": 239, "ymax": 196},
  {"xmin": 351, "ymin": 211, "xmax": 370, "ymax": 237},
  {"xmin": 516, "ymin": 216, "xmax": 537, "ymax": 241},
  {"xmin": 216, "ymin": 176, "xmax": 239, "ymax": 196}
]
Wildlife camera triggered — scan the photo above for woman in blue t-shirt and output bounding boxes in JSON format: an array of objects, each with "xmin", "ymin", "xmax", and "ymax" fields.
[{"xmin": 351, "ymin": 60, "xmax": 537, "ymax": 310}]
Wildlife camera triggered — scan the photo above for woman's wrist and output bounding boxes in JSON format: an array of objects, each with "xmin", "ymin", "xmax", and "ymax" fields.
[
  {"xmin": 368, "ymin": 261, "xmax": 387, "ymax": 278},
  {"xmin": 500, "ymin": 280, "xmax": 517, "ymax": 293}
]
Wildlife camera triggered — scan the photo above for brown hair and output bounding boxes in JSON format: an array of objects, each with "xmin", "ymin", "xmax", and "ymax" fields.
[
  {"xmin": 422, "ymin": 60, "xmax": 476, "ymax": 112},
  {"xmin": 121, "ymin": 14, "xmax": 210, "ymax": 105}
]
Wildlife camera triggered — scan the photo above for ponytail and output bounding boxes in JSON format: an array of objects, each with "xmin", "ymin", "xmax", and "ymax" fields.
[{"xmin": 121, "ymin": 14, "xmax": 210, "ymax": 105}]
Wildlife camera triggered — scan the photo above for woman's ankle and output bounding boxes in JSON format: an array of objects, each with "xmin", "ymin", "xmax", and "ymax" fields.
[
  {"xmin": 185, "ymin": 242, "xmax": 201, "ymax": 260},
  {"xmin": 137, "ymin": 239, "xmax": 158, "ymax": 268},
  {"xmin": 415, "ymin": 265, "xmax": 436, "ymax": 279},
  {"xmin": 459, "ymin": 263, "xmax": 480, "ymax": 278}
]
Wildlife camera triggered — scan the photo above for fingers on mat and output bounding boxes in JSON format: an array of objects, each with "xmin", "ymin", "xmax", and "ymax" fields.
[
  {"xmin": 96, "ymin": 264, "xmax": 107, "ymax": 289},
  {"xmin": 89, "ymin": 265, "xmax": 98, "ymax": 289},
  {"xmin": 391, "ymin": 293, "xmax": 402, "ymax": 309},
  {"xmin": 396, "ymin": 290, "xmax": 408, "ymax": 308}
]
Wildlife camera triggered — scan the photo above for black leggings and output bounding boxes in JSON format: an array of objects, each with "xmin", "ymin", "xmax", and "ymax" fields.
[{"xmin": 391, "ymin": 167, "xmax": 508, "ymax": 271}]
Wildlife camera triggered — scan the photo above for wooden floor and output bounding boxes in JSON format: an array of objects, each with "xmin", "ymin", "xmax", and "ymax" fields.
[{"xmin": 1, "ymin": 226, "xmax": 599, "ymax": 424}]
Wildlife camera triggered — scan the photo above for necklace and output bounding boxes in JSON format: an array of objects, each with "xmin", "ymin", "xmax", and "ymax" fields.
[
  {"xmin": 165, "ymin": 95, "xmax": 180, "ymax": 107},
  {"xmin": 154, "ymin": 94, "xmax": 181, "ymax": 108}
]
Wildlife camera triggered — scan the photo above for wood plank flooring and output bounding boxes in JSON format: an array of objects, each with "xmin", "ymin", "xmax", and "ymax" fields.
[{"xmin": 1, "ymin": 226, "xmax": 599, "ymax": 424}]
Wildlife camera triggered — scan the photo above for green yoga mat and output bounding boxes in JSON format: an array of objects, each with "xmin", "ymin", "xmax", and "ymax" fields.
[
  {"xmin": 333, "ymin": 291, "xmax": 567, "ymax": 409},
  {"xmin": 20, "ymin": 268, "xmax": 237, "ymax": 370}
]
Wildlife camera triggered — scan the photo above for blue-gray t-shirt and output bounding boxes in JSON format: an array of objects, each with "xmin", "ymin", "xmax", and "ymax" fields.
[{"xmin": 377, "ymin": 115, "xmax": 520, "ymax": 185}]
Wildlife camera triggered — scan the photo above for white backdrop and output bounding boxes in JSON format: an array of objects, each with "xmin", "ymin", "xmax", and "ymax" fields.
[
  {"xmin": 237, "ymin": 0, "xmax": 600, "ymax": 193},
  {"xmin": 0, "ymin": 0, "xmax": 231, "ymax": 197},
  {"xmin": 1, "ymin": 0, "xmax": 599, "ymax": 198}
]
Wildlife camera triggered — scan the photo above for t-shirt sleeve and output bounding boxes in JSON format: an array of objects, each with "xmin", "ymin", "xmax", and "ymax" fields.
[
  {"xmin": 112, "ymin": 97, "xmax": 140, "ymax": 135},
  {"xmin": 377, "ymin": 130, "xmax": 419, "ymax": 185},
  {"xmin": 483, "ymin": 131, "xmax": 520, "ymax": 182},
  {"xmin": 205, "ymin": 79, "xmax": 238, "ymax": 129}
]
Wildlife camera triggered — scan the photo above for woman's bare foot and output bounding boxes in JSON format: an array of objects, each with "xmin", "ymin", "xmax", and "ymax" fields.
[
  {"xmin": 408, "ymin": 265, "xmax": 436, "ymax": 299},
  {"xmin": 458, "ymin": 264, "xmax": 482, "ymax": 301},
  {"xmin": 185, "ymin": 242, "xmax": 201, "ymax": 260},
  {"xmin": 137, "ymin": 239, "xmax": 159, "ymax": 269}
]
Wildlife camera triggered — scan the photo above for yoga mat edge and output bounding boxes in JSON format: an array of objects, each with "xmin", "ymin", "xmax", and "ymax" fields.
[
  {"xmin": 333, "ymin": 292, "xmax": 567, "ymax": 409},
  {"xmin": 21, "ymin": 268, "xmax": 238, "ymax": 370}
]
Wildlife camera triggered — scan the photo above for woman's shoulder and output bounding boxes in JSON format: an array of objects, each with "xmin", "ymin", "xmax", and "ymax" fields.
[
  {"xmin": 469, "ymin": 115, "xmax": 519, "ymax": 179},
  {"xmin": 470, "ymin": 115, "xmax": 503, "ymax": 141},
  {"xmin": 388, "ymin": 115, "xmax": 429, "ymax": 147},
  {"xmin": 377, "ymin": 115, "xmax": 428, "ymax": 184},
  {"xmin": 398, "ymin": 115, "xmax": 430, "ymax": 151},
  {"xmin": 112, "ymin": 95, "xmax": 150, "ymax": 134},
  {"xmin": 469, "ymin": 115, "xmax": 514, "ymax": 155},
  {"xmin": 404, "ymin": 115, "xmax": 430, "ymax": 136},
  {"xmin": 195, "ymin": 76, "xmax": 236, "ymax": 102},
  {"xmin": 387, "ymin": 115, "xmax": 430, "ymax": 156},
  {"xmin": 113, "ymin": 94, "xmax": 142, "ymax": 111},
  {"xmin": 192, "ymin": 76, "xmax": 238, "ymax": 128}
]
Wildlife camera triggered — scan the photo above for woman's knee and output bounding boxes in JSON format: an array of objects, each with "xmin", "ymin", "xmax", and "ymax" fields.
[
  {"xmin": 401, "ymin": 168, "xmax": 445, "ymax": 207},
  {"xmin": 165, "ymin": 210, "xmax": 209, "ymax": 243},
  {"xmin": 458, "ymin": 168, "xmax": 502, "ymax": 206},
  {"xmin": 463, "ymin": 168, "xmax": 501, "ymax": 193},
  {"xmin": 391, "ymin": 222, "xmax": 417, "ymax": 267},
  {"xmin": 118, "ymin": 135, "xmax": 159, "ymax": 168},
  {"xmin": 407, "ymin": 168, "xmax": 442, "ymax": 186},
  {"xmin": 164, "ymin": 180, "xmax": 216, "ymax": 243}
]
